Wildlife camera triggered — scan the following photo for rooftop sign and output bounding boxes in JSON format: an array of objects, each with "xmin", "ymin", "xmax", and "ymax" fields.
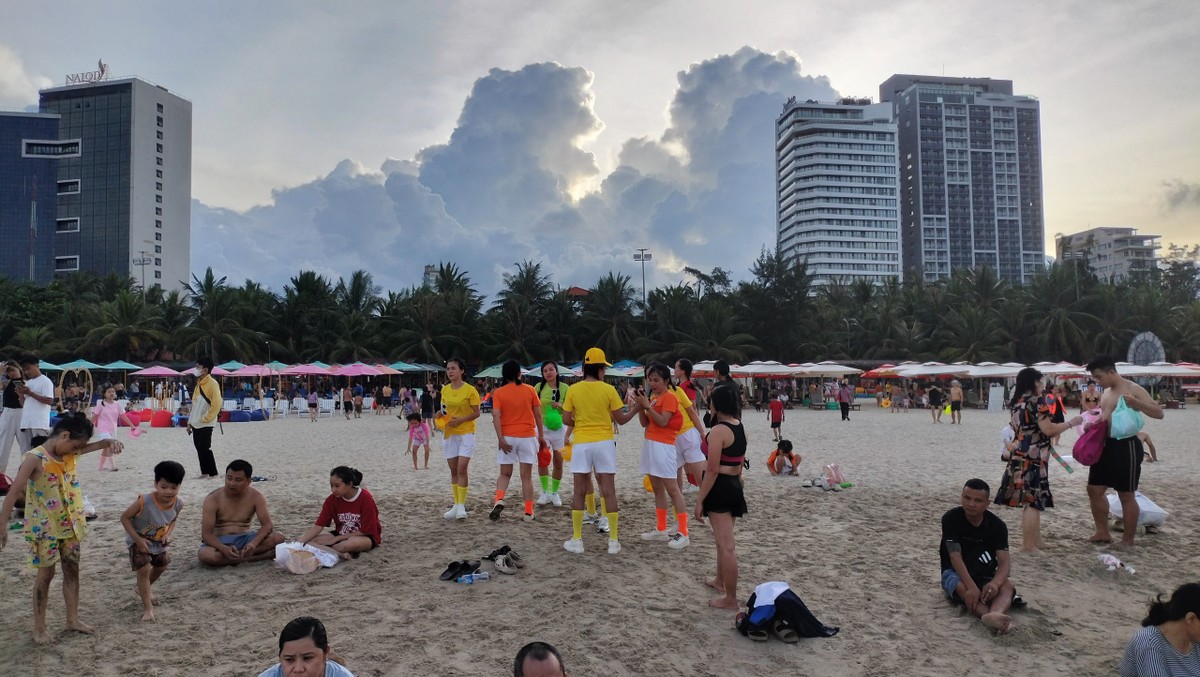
[{"xmin": 65, "ymin": 60, "xmax": 110, "ymax": 86}]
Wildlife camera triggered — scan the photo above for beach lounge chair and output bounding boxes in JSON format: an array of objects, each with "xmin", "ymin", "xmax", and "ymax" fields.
[
  {"xmin": 242, "ymin": 397, "xmax": 260, "ymax": 411},
  {"xmin": 274, "ymin": 398, "xmax": 290, "ymax": 418},
  {"xmin": 318, "ymin": 398, "xmax": 335, "ymax": 418},
  {"xmin": 223, "ymin": 398, "xmax": 238, "ymax": 412}
]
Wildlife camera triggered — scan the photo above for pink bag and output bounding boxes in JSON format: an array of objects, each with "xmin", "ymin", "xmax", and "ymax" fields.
[{"xmin": 1073, "ymin": 419, "xmax": 1108, "ymax": 466}]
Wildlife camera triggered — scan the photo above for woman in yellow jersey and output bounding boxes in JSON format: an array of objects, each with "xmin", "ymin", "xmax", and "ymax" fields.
[
  {"xmin": 636, "ymin": 363, "xmax": 690, "ymax": 549},
  {"xmin": 672, "ymin": 359, "xmax": 707, "ymax": 495},
  {"xmin": 535, "ymin": 361, "xmax": 572, "ymax": 508},
  {"xmin": 561, "ymin": 347, "xmax": 643, "ymax": 555},
  {"xmin": 441, "ymin": 358, "xmax": 481, "ymax": 520}
]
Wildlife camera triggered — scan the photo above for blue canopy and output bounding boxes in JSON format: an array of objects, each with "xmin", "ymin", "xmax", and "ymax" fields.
[{"xmin": 102, "ymin": 360, "xmax": 142, "ymax": 370}]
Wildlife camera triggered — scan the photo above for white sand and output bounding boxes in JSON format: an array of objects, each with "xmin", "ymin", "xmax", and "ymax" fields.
[{"xmin": 1, "ymin": 401, "xmax": 1196, "ymax": 676}]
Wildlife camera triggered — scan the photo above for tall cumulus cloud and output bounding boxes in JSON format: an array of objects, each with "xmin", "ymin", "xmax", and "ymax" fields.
[{"xmin": 193, "ymin": 48, "xmax": 839, "ymax": 296}]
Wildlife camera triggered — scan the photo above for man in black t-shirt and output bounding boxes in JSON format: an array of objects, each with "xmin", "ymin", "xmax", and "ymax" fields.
[{"xmin": 940, "ymin": 478, "xmax": 1016, "ymax": 635}]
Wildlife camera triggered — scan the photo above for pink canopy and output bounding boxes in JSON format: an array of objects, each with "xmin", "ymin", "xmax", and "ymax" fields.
[
  {"xmin": 372, "ymin": 364, "xmax": 402, "ymax": 375},
  {"xmin": 186, "ymin": 366, "xmax": 232, "ymax": 377},
  {"xmin": 231, "ymin": 364, "xmax": 276, "ymax": 376},
  {"xmin": 282, "ymin": 363, "xmax": 332, "ymax": 375},
  {"xmin": 129, "ymin": 365, "xmax": 180, "ymax": 377},
  {"xmin": 331, "ymin": 362, "xmax": 383, "ymax": 377}
]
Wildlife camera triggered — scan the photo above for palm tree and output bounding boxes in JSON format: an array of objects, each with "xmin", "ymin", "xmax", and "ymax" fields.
[
  {"xmin": 81, "ymin": 290, "xmax": 165, "ymax": 360},
  {"xmin": 581, "ymin": 273, "xmax": 638, "ymax": 358},
  {"xmin": 672, "ymin": 302, "xmax": 758, "ymax": 362}
]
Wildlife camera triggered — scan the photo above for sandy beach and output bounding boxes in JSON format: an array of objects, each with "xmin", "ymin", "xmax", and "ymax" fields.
[{"xmin": 1, "ymin": 400, "xmax": 1196, "ymax": 676}]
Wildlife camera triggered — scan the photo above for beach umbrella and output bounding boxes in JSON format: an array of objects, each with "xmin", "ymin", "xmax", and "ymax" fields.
[
  {"xmin": 474, "ymin": 363, "xmax": 505, "ymax": 379},
  {"xmin": 799, "ymin": 361, "xmax": 863, "ymax": 378},
  {"xmin": 38, "ymin": 360, "xmax": 61, "ymax": 371},
  {"xmin": 310, "ymin": 361, "xmax": 330, "ymax": 369},
  {"xmin": 282, "ymin": 363, "xmax": 333, "ymax": 376},
  {"xmin": 690, "ymin": 361, "xmax": 717, "ymax": 378},
  {"xmin": 130, "ymin": 365, "xmax": 181, "ymax": 377},
  {"xmin": 186, "ymin": 366, "xmax": 232, "ymax": 376},
  {"xmin": 731, "ymin": 361, "xmax": 794, "ymax": 378},
  {"xmin": 102, "ymin": 360, "xmax": 141, "ymax": 371},
  {"xmin": 232, "ymin": 364, "xmax": 276, "ymax": 377},
  {"xmin": 331, "ymin": 362, "xmax": 383, "ymax": 377},
  {"xmin": 1032, "ymin": 362, "xmax": 1088, "ymax": 377},
  {"xmin": 265, "ymin": 360, "xmax": 288, "ymax": 371},
  {"xmin": 895, "ymin": 362, "xmax": 971, "ymax": 378},
  {"xmin": 372, "ymin": 364, "xmax": 403, "ymax": 375},
  {"xmin": 967, "ymin": 362, "xmax": 1025, "ymax": 378},
  {"xmin": 216, "ymin": 360, "xmax": 246, "ymax": 371},
  {"xmin": 58, "ymin": 359, "xmax": 103, "ymax": 370},
  {"xmin": 389, "ymin": 361, "xmax": 423, "ymax": 372}
]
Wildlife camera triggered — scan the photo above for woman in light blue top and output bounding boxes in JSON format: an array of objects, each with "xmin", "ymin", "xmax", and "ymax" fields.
[
  {"xmin": 1120, "ymin": 583, "xmax": 1200, "ymax": 676},
  {"xmin": 258, "ymin": 617, "xmax": 354, "ymax": 677}
]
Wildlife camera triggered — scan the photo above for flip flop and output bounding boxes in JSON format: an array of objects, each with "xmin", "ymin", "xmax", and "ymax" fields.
[
  {"xmin": 440, "ymin": 560, "xmax": 466, "ymax": 581},
  {"xmin": 507, "ymin": 550, "xmax": 525, "ymax": 569},
  {"xmin": 458, "ymin": 560, "xmax": 481, "ymax": 577},
  {"xmin": 772, "ymin": 620, "xmax": 799, "ymax": 643},
  {"xmin": 1012, "ymin": 592, "xmax": 1027, "ymax": 609},
  {"xmin": 483, "ymin": 545, "xmax": 511, "ymax": 561}
]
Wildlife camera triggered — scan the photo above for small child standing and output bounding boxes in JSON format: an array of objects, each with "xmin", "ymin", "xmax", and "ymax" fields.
[
  {"xmin": 119, "ymin": 461, "xmax": 185, "ymax": 622},
  {"xmin": 0, "ymin": 413, "xmax": 122, "ymax": 644},
  {"xmin": 406, "ymin": 412, "xmax": 431, "ymax": 470},
  {"xmin": 767, "ymin": 392, "xmax": 785, "ymax": 442},
  {"xmin": 999, "ymin": 422, "xmax": 1017, "ymax": 462},
  {"xmin": 92, "ymin": 385, "xmax": 135, "ymax": 470}
]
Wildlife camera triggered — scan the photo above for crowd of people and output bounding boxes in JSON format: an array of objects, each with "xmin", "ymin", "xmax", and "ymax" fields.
[{"xmin": 0, "ymin": 347, "xmax": 1195, "ymax": 674}]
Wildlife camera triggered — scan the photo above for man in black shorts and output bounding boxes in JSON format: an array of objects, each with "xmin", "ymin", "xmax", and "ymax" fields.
[
  {"xmin": 939, "ymin": 478, "xmax": 1016, "ymax": 635},
  {"xmin": 1084, "ymin": 355, "xmax": 1164, "ymax": 547}
]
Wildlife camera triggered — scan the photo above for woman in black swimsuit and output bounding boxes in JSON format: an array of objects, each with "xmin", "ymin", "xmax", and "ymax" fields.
[{"xmin": 696, "ymin": 384, "xmax": 747, "ymax": 610}]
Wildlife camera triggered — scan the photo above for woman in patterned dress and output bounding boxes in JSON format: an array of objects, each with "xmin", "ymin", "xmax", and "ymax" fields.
[{"xmin": 994, "ymin": 368, "xmax": 1083, "ymax": 553}]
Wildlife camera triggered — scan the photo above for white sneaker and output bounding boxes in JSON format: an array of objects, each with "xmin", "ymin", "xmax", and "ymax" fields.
[
  {"xmin": 536, "ymin": 491, "xmax": 551, "ymax": 506},
  {"xmin": 563, "ymin": 538, "xmax": 585, "ymax": 554},
  {"xmin": 582, "ymin": 512, "xmax": 598, "ymax": 525},
  {"xmin": 641, "ymin": 529, "xmax": 670, "ymax": 541},
  {"xmin": 455, "ymin": 504, "xmax": 468, "ymax": 520},
  {"xmin": 523, "ymin": 512, "xmax": 535, "ymax": 522},
  {"xmin": 607, "ymin": 540, "xmax": 622, "ymax": 555},
  {"xmin": 667, "ymin": 534, "xmax": 690, "ymax": 550},
  {"xmin": 596, "ymin": 515, "xmax": 610, "ymax": 534},
  {"xmin": 550, "ymin": 492, "xmax": 563, "ymax": 507},
  {"xmin": 443, "ymin": 504, "xmax": 460, "ymax": 520}
]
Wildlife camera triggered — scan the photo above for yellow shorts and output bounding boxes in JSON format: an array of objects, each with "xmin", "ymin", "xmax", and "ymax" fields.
[{"xmin": 29, "ymin": 537, "xmax": 81, "ymax": 568}]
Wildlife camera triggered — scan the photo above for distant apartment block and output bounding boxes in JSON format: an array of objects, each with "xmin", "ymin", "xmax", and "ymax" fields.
[
  {"xmin": 880, "ymin": 75, "xmax": 1044, "ymax": 283},
  {"xmin": 776, "ymin": 98, "xmax": 901, "ymax": 286},
  {"xmin": 1056, "ymin": 227, "xmax": 1160, "ymax": 282}
]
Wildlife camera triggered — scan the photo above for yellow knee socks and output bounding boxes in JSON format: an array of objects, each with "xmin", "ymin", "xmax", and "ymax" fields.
[
  {"xmin": 585, "ymin": 493, "xmax": 596, "ymax": 514},
  {"xmin": 607, "ymin": 511, "xmax": 619, "ymax": 540},
  {"xmin": 572, "ymin": 510, "xmax": 584, "ymax": 540}
]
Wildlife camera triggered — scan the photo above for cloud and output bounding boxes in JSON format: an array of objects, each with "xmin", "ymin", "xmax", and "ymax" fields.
[
  {"xmin": 191, "ymin": 48, "xmax": 840, "ymax": 297},
  {"xmin": 1162, "ymin": 179, "xmax": 1200, "ymax": 212},
  {"xmin": 0, "ymin": 45, "xmax": 53, "ymax": 109}
]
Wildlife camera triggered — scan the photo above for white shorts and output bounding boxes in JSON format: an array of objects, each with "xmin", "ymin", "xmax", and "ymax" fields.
[
  {"xmin": 569, "ymin": 440, "xmax": 617, "ymax": 475},
  {"xmin": 675, "ymin": 428, "xmax": 705, "ymax": 467},
  {"xmin": 444, "ymin": 434, "xmax": 476, "ymax": 460},
  {"xmin": 499, "ymin": 436, "xmax": 537, "ymax": 465},
  {"xmin": 543, "ymin": 426, "xmax": 566, "ymax": 451},
  {"xmin": 641, "ymin": 439, "xmax": 679, "ymax": 479}
]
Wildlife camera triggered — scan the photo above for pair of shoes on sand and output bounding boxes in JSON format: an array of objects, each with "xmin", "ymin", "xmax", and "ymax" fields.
[{"xmin": 484, "ymin": 545, "xmax": 524, "ymax": 574}]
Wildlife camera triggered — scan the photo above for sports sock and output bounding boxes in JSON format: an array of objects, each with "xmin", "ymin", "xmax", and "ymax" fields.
[
  {"xmin": 656, "ymin": 508, "xmax": 668, "ymax": 532},
  {"xmin": 676, "ymin": 512, "xmax": 689, "ymax": 537},
  {"xmin": 607, "ymin": 511, "xmax": 619, "ymax": 541},
  {"xmin": 600, "ymin": 496, "xmax": 609, "ymax": 515},
  {"xmin": 585, "ymin": 493, "xmax": 596, "ymax": 514},
  {"xmin": 461, "ymin": 485, "xmax": 468, "ymax": 504},
  {"xmin": 551, "ymin": 478, "xmax": 561, "ymax": 493},
  {"xmin": 494, "ymin": 489, "xmax": 505, "ymax": 503},
  {"xmin": 524, "ymin": 500, "xmax": 534, "ymax": 516},
  {"xmin": 540, "ymin": 475, "xmax": 550, "ymax": 492},
  {"xmin": 452, "ymin": 484, "xmax": 460, "ymax": 504},
  {"xmin": 572, "ymin": 510, "xmax": 583, "ymax": 540}
]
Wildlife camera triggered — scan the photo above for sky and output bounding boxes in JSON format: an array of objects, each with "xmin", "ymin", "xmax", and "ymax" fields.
[{"xmin": 2, "ymin": 0, "xmax": 1198, "ymax": 297}]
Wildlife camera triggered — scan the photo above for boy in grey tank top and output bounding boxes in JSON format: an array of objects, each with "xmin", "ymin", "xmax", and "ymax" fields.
[{"xmin": 120, "ymin": 461, "xmax": 185, "ymax": 622}]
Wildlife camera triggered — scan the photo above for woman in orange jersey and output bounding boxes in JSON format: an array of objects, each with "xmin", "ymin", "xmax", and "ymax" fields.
[{"xmin": 637, "ymin": 362, "xmax": 690, "ymax": 549}]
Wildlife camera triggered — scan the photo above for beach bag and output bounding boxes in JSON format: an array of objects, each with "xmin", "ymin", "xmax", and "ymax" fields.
[
  {"xmin": 1110, "ymin": 397, "xmax": 1143, "ymax": 440},
  {"xmin": 824, "ymin": 464, "xmax": 845, "ymax": 485},
  {"xmin": 1073, "ymin": 418, "xmax": 1107, "ymax": 466}
]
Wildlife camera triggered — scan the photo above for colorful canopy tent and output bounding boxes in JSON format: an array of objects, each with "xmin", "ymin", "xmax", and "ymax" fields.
[
  {"xmin": 389, "ymin": 361, "xmax": 426, "ymax": 372},
  {"xmin": 309, "ymin": 361, "xmax": 330, "ymax": 369},
  {"xmin": 231, "ymin": 364, "xmax": 277, "ymax": 377},
  {"xmin": 38, "ymin": 360, "xmax": 61, "ymax": 371},
  {"xmin": 58, "ymin": 359, "xmax": 103, "ymax": 370},
  {"xmin": 102, "ymin": 360, "xmax": 142, "ymax": 371},
  {"xmin": 331, "ymin": 362, "xmax": 383, "ymax": 377},
  {"xmin": 372, "ymin": 364, "xmax": 403, "ymax": 376},
  {"xmin": 186, "ymin": 366, "xmax": 232, "ymax": 376},
  {"xmin": 689, "ymin": 361, "xmax": 718, "ymax": 378},
  {"xmin": 130, "ymin": 365, "xmax": 181, "ymax": 377},
  {"xmin": 216, "ymin": 360, "xmax": 246, "ymax": 371},
  {"xmin": 282, "ymin": 363, "xmax": 332, "ymax": 376},
  {"xmin": 265, "ymin": 361, "xmax": 289, "ymax": 371}
]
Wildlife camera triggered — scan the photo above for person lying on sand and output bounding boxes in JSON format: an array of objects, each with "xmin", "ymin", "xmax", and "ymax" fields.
[
  {"xmin": 939, "ymin": 478, "xmax": 1018, "ymax": 635},
  {"xmin": 198, "ymin": 460, "xmax": 285, "ymax": 567}
]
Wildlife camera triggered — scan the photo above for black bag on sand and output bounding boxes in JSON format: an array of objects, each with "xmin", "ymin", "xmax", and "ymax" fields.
[{"xmin": 736, "ymin": 589, "xmax": 840, "ymax": 639}]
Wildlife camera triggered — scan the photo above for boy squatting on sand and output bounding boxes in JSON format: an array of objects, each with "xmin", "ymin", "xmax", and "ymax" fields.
[{"xmin": 120, "ymin": 460, "xmax": 186, "ymax": 621}]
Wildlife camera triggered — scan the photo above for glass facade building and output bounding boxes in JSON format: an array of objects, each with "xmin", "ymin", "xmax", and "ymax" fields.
[
  {"xmin": 775, "ymin": 100, "xmax": 901, "ymax": 286},
  {"xmin": 880, "ymin": 75, "xmax": 1044, "ymax": 283},
  {"xmin": 0, "ymin": 112, "xmax": 65, "ymax": 284}
]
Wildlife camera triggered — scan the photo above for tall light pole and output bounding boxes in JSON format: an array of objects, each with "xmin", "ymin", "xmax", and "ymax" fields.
[
  {"xmin": 265, "ymin": 340, "xmax": 271, "ymax": 364},
  {"xmin": 133, "ymin": 249, "xmax": 151, "ymax": 296},
  {"xmin": 634, "ymin": 248, "xmax": 652, "ymax": 307}
]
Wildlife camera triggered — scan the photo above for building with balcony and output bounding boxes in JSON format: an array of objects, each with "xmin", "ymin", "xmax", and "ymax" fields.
[{"xmin": 1055, "ymin": 227, "xmax": 1161, "ymax": 282}]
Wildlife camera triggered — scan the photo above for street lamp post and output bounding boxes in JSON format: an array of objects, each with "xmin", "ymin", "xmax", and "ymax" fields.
[
  {"xmin": 265, "ymin": 341, "xmax": 271, "ymax": 364},
  {"xmin": 633, "ymin": 248, "xmax": 652, "ymax": 307},
  {"xmin": 133, "ymin": 250, "xmax": 151, "ymax": 296}
]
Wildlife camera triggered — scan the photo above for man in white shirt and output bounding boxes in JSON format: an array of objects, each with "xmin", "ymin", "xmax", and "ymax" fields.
[{"xmin": 16, "ymin": 355, "xmax": 54, "ymax": 452}]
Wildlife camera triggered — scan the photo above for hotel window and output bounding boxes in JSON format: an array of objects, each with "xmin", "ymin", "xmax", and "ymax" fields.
[
  {"xmin": 157, "ymin": 131, "xmax": 163, "ymax": 140},
  {"xmin": 155, "ymin": 233, "xmax": 162, "ymax": 241},
  {"xmin": 156, "ymin": 182, "xmax": 162, "ymax": 190},
  {"xmin": 55, "ymin": 256, "xmax": 79, "ymax": 272},
  {"xmin": 55, "ymin": 218, "xmax": 80, "ymax": 233},
  {"xmin": 155, "ymin": 207, "xmax": 162, "ymax": 215},
  {"xmin": 57, "ymin": 179, "xmax": 81, "ymax": 195},
  {"xmin": 23, "ymin": 139, "xmax": 82, "ymax": 158},
  {"xmin": 156, "ymin": 143, "xmax": 163, "ymax": 153},
  {"xmin": 156, "ymin": 170, "xmax": 162, "ymax": 178},
  {"xmin": 156, "ymin": 157, "xmax": 163, "ymax": 166},
  {"xmin": 155, "ymin": 219, "xmax": 162, "ymax": 228},
  {"xmin": 155, "ymin": 245, "xmax": 162, "ymax": 253},
  {"xmin": 157, "ymin": 116, "xmax": 163, "ymax": 127},
  {"xmin": 156, "ymin": 103, "xmax": 164, "ymax": 113},
  {"xmin": 154, "ymin": 271, "xmax": 162, "ymax": 279},
  {"xmin": 155, "ymin": 195, "xmax": 162, "ymax": 204},
  {"xmin": 154, "ymin": 258, "xmax": 161, "ymax": 266}
]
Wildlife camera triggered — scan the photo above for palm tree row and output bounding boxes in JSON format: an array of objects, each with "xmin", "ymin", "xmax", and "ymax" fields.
[{"xmin": 2, "ymin": 248, "xmax": 1199, "ymax": 368}]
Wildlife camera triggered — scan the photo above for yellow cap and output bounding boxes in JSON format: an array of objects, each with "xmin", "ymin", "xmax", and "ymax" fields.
[{"xmin": 583, "ymin": 347, "xmax": 611, "ymax": 366}]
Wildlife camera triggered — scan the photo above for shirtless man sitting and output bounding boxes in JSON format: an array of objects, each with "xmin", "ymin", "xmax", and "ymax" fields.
[{"xmin": 198, "ymin": 459, "xmax": 285, "ymax": 566}]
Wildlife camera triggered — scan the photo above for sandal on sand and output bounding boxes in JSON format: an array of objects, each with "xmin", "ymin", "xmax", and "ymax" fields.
[
  {"xmin": 484, "ymin": 545, "xmax": 512, "ymax": 561},
  {"xmin": 494, "ymin": 553, "xmax": 518, "ymax": 575},
  {"xmin": 458, "ymin": 560, "xmax": 481, "ymax": 578},
  {"xmin": 441, "ymin": 561, "xmax": 467, "ymax": 581},
  {"xmin": 772, "ymin": 620, "xmax": 799, "ymax": 643},
  {"xmin": 1012, "ymin": 593, "xmax": 1027, "ymax": 609},
  {"xmin": 507, "ymin": 550, "xmax": 525, "ymax": 568}
]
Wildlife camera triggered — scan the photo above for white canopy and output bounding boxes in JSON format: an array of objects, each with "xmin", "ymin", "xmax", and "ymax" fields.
[
  {"xmin": 731, "ymin": 361, "xmax": 795, "ymax": 378},
  {"xmin": 1032, "ymin": 362, "xmax": 1088, "ymax": 377},
  {"xmin": 967, "ymin": 362, "xmax": 1026, "ymax": 378},
  {"xmin": 896, "ymin": 362, "xmax": 972, "ymax": 377},
  {"xmin": 797, "ymin": 361, "xmax": 863, "ymax": 377}
]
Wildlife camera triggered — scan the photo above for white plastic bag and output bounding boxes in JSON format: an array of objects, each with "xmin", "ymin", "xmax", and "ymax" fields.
[
  {"xmin": 274, "ymin": 541, "xmax": 340, "ymax": 571},
  {"xmin": 1108, "ymin": 491, "xmax": 1168, "ymax": 527}
]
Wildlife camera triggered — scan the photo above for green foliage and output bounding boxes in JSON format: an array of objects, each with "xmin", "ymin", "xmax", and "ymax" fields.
[{"xmin": 3, "ymin": 250, "xmax": 1200, "ymax": 366}]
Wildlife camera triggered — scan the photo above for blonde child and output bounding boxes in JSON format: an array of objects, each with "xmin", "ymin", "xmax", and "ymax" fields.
[
  {"xmin": 119, "ymin": 461, "xmax": 185, "ymax": 621},
  {"xmin": 406, "ymin": 412, "xmax": 431, "ymax": 470},
  {"xmin": 0, "ymin": 413, "xmax": 122, "ymax": 644}
]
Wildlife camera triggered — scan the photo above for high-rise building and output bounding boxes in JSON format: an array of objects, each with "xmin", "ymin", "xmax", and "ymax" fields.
[
  {"xmin": 775, "ymin": 98, "xmax": 901, "ymax": 286},
  {"xmin": 38, "ymin": 77, "xmax": 191, "ymax": 289},
  {"xmin": 0, "ymin": 111, "xmax": 65, "ymax": 284},
  {"xmin": 879, "ymin": 75, "xmax": 1044, "ymax": 283},
  {"xmin": 1056, "ymin": 227, "xmax": 1160, "ymax": 282}
]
